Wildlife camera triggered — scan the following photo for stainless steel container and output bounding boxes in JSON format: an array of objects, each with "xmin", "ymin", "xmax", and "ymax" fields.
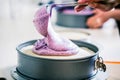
[{"xmin": 55, "ymin": 6, "xmax": 93, "ymax": 28}]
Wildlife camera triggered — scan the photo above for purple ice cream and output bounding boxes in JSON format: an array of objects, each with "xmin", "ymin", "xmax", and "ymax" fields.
[{"xmin": 33, "ymin": 6, "xmax": 80, "ymax": 56}]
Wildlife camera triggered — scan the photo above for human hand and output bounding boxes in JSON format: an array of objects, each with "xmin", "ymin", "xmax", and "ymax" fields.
[
  {"xmin": 74, "ymin": 0, "xmax": 94, "ymax": 12},
  {"xmin": 74, "ymin": 0, "xmax": 119, "ymax": 12},
  {"xmin": 87, "ymin": 9, "xmax": 110, "ymax": 28}
]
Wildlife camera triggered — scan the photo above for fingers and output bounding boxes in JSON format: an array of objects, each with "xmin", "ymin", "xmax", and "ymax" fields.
[
  {"xmin": 87, "ymin": 17, "xmax": 103, "ymax": 29},
  {"xmin": 74, "ymin": 4, "xmax": 87, "ymax": 12},
  {"xmin": 78, "ymin": 0, "xmax": 89, "ymax": 3},
  {"xmin": 78, "ymin": 0, "xmax": 95, "ymax": 4},
  {"xmin": 74, "ymin": 0, "xmax": 95, "ymax": 12},
  {"xmin": 74, "ymin": 0, "xmax": 88, "ymax": 12},
  {"xmin": 87, "ymin": 22, "xmax": 102, "ymax": 29}
]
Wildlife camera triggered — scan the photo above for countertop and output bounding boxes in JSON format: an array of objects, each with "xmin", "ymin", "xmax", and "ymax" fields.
[{"xmin": 0, "ymin": 4, "xmax": 120, "ymax": 80}]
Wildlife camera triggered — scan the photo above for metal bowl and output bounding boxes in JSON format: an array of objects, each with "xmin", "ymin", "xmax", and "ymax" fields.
[
  {"xmin": 55, "ymin": 6, "xmax": 93, "ymax": 28},
  {"xmin": 15, "ymin": 40, "xmax": 100, "ymax": 80}
]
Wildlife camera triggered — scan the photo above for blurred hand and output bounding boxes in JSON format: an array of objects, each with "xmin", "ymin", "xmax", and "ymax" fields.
[
  {"xmin": 87, "ymin": 9, "xmax": 110, "ymax": 28},
  {"xmin": 74, "ymin": 0, "xmax": 119, "ymax": 12},
  {"xmin": 74, "ymin": 0, "xmax": 93, "ymax": 12}
]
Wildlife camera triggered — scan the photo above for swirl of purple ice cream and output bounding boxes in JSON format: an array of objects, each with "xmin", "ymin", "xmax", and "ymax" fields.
[{"xmin": 33, "ymin": 6, "xmax": 80, "ymax": 56}]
